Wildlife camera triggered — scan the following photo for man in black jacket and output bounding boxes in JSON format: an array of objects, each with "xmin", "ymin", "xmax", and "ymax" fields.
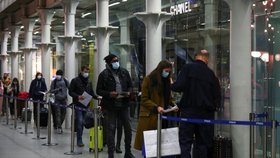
[
  {"xmin": 171, "ymin": 50, "xmax": 221, "ymax": 158},
  {"xmin": 96, "ymin": 54, "xmax": 135, "ymax": 158},
  {"xmin": 69, "ymin": 65, "xmax": 98, "ymax": 147}
]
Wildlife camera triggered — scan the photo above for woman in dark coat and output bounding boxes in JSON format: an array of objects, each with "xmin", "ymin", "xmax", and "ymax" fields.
[{"xmin": 29, "ymin": 72, "xmax": 47, "ymax": 125}]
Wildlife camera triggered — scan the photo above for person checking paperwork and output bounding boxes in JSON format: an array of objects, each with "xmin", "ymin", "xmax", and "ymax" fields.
[
  {"xmin": 69, "ymin": 65, "xmax": 100, "ymax": 147},
  {"xmin": 134, "ymin": 60, "xmax": 178, "ymax": 151}
]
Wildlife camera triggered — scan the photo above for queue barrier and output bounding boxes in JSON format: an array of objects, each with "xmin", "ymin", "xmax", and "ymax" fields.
[
  {"xmin": 155, "ymin": 114, "xmax": 277, "ymax": 158},
  {"xmin": 0, "ymin": 93, "xmax": 101, "ymax": 157}
]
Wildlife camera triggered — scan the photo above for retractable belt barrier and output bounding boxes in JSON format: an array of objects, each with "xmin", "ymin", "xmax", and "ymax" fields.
[
  {"xmin": 159, "ymin": 114, "xmax": 277, "ymax": 158},
  {"xmin": 0, "ymin": 94, "xmax": 100, "ymax": 157}
]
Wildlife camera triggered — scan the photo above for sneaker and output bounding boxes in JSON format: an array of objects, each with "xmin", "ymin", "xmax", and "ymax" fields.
[
  {"xmin": 77, "ymin": 143, "xmax": 84, "ymax": 147},
  {"xmin": 57, "ymin": 128, "xmax": 63, "ymax": 134}
]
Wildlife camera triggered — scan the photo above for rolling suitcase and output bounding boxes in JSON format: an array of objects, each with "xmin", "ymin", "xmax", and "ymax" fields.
[
  {"xmin": 213, "ymin": 136, "xmax": 232, "ymax": 158},
  {"xmin": 89, "ymin": 109, "xmax": 103, "ymax": 152},
  {"xmin": 40, "ymin": 107, "xmax": 48, "ymax": 127},
  {"xmin": 21, "ymin": 108, "xmax": 32, "ymax": 122}
]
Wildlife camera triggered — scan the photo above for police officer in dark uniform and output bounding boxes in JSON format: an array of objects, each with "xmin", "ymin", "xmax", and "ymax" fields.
[{"xmin": 171, "ymin": 50, "xmax": 221, "ymax": 158}]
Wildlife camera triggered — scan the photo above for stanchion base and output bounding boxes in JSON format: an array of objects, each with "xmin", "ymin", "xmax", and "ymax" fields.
[
  {"xmin": 32, "ymin": 137, "xmax": 46, "ymax": 140},
  {"xmin": 20, "ymin": 131, "xmax": 33, "ymax": 134},
  {"xmin": 64, "ymin": 151, "xmax": 82, "ymax": 155},
  {"xmin": 42, "ymin": 143, "xmax": 58, "ymax": 146}
]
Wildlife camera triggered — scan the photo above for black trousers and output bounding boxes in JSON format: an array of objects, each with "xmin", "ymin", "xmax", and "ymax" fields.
[
  {"xmin": 105, "ymin": 107, "xmax": 132, "ymax": 156},
  {"xmin": 179, "ymin": 122, "xmax": 214, "ymax": 158}
]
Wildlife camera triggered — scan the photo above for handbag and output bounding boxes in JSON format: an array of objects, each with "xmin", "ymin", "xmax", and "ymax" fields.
[{"xmin": 83, "ymin": 110, "xmax": 95, "ymax": 129}]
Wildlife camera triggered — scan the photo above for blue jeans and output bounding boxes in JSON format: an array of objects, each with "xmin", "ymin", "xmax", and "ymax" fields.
[{"xmin": 75, "ymin": 108, "xmax": 86, "ymax": 144}]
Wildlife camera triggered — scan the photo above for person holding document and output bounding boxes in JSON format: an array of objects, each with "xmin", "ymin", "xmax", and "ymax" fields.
[
  {"xmin": 96, "ymin": 54, "xmax": 134, "ymax": 158},
  {"xmin": 69, "ymin": 65, "xmax": 99, "ymax": 147},
  {"xmin": 134, "ymin": 60, "xmax": 177, "ymax": 151}
]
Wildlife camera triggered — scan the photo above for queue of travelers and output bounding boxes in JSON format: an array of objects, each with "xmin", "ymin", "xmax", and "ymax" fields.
[{"xmin": 0, "ymin": 49, "xmax": 221, "ymax": 158}]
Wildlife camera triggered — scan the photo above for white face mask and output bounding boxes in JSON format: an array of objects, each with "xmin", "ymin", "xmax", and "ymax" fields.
[
  {"xmin": 37, "ymin": 75, "xmax": 42, "ymax": 79},
  {"xmin": 56, "ymin": 75, "xmax": 62, "ymax": 80},
  {"xmin": 82, "ymin": 73, "xmax": 89, "ymax": 78}
]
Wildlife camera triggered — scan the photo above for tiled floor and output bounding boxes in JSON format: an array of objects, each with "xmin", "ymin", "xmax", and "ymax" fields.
[{"xmin": 0, "ymin": 116, "xmax": 143, "ymax": 158}]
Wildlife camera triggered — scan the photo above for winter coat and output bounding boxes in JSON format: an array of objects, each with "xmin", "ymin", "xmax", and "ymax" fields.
[
  {"xmin": 69, "ymin": 74, "xmax": 97, "ymax": 107},
  {"xmin": 134, "ymin": 76, "xmax": 174, "ymax": 150},
  {"xmin": 29, "ymin": 78, "xmax": 47, "ymax": 100},
  {"xmin": 96, "ymin": 67, "xmax": 132, "ymax": 110},
  {"xmin": 171, "ymin": 60, "xmax": 221, "ymax": 119},
  {"xmin": 50, "ymin": 78, "xmax": 69, "ymax": 101}
]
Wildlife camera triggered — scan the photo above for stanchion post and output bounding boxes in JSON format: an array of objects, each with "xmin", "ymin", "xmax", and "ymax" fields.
[
  {"xmin": 33, "ymin": 102, "xmax": 46, "ymax": 139},
  {"xmin": 5, "ymin": 97, "xmax": 9, "ymax": 125},
  {"xmin": 94, "ymin": 104, "xmax": 98, "ymax": 158},
  {"xmin": 64, "ymin": 104, "xmax": 82, "ymax": 155},
  {"xmin": 14, "ymin": 98, "xmax": 17, "ymax": 129},
  {"xmin": 249, "ymin": 113, "xmax": 255, "ymax": 158},
  {"xmin": 263, "ymin": 112, "xmax": 268, "ymax": 158},
  {"xmin": 157, "ymin": 113, "xmax": 162, "ymax": 158},
  {"xmin": 271, "ymin": 120, "xmax": 277, "ymax": 158},
  {"xmin": 20, "ymin": 100, "xmax": 33, "ymax": 134},
  {"xmin": 42, "ymin": 100, "xmax": 57, "ymax": 146}
]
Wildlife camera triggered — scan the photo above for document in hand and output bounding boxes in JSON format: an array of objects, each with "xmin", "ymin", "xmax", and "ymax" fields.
[
  {"xmin": 79, "ymin": 91, "xmax": 93, "ymax": 107},
  {"xmin": 163, "ymin": 105, "xmax": 179, "ymax": 113}
]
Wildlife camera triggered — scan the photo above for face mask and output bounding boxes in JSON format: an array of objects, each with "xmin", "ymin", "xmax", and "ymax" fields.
[
  {"xmin": 82, "ymin": 73, "xmax": 89, "ymax": 78},
  {"xmin": 37, "ymin": 76, "xmax": 42, "ymax": 79},
  {"xmin": 56, "ymin": 75, "xmax": 62, "ymax": 80},
  {"xmin": 161, "ymin": 71, "xmax": 169, "ymax": 78},
  {"xmin": 112, "ymin": 62, "xmax": 120, "ymax": 70}
]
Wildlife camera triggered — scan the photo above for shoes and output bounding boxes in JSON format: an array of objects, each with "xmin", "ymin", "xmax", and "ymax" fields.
[
  {"xmin": 77, "ymin": 143, "xmax": 84, "ymax": 147},
  {"xmin": 115, "ymin": 146, "xmax": 122, "ymax": 153},
  {"xmin": 57, "ymin": 128, "xmax": 63, "ymax": 134},
  {"xmin": 124, "ymin": 152, "xmax": 135, "ymax": 158},
  {"xmin": 77, "ymin": 139, "xmax": 84, "ymax": 147}
]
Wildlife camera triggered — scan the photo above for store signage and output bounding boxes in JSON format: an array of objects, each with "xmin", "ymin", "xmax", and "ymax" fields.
[{"xmin": 170, "ymin": 1, "xmax": 191, "ymax": 15}]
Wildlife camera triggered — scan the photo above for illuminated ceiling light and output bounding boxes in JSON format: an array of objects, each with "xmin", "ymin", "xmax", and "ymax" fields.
[
  {"xmin": 81, "ymin": 12, "xmax": 92, "ymax": 18},
  {"xmin": 20, "ymin": 26, "xmax": 24, "ymax": 29},
  {"xmin": 122, "ymin": 0, "xmax": 127, "ymax": 1},
  {"xmin": 271, "ymin": 27, "xmax": 274, "ymax": 30},
  {"xmin": 81, "ymin": 38, "xmax": 86, "ymax": 41},
  {"xmin": 273, "ymin": 0, "xmax": 276, "ymax": 2},
  {"xmin": 251, "ymin": 51, "xmax": 262, "ymax": 58},
  {"xmin": 260, "ymin": 52, "xmax": 269, "ymax": 62},
  {"xmin": 35, "ymin": 19, "xmax": 39, "ymax": 22},
  {"xmin": 34, "ymin": 31, "xmax": 39, "ymax": 35},
  {"xmin": 264, "ymin": 29, "xmax": 268, "ymax": 33},
  {"xmin": 266, "ymin": 18, "xmax": 269, "ymax": 21},
  {"xmin": 251, "ymin": 24, "xmax": 255, "ymax": 28},
  {"xmin": 253, "ymin": 3, "xmax": 256, "ymax": 7},
  {"xmin": 109, "ymin": 2, "xmax": 120, "ymax": 7},
  {"xmin": 90, "ymin": 33, "xmax": 95, "ymax": 36},
  {"xmin": 62, "ymin": 21, "xmax": 65, "ymax": 24},
  {"xmin": 263, "ymin": 0, "xmax": 268, "ymax": 5},
  {"xmin": 268, "ymin": 23, "xmax": 271, "ymax": 27},
  {"xmin": 268, "ymin": 38, "xmax": 271, "ymax": 41}
]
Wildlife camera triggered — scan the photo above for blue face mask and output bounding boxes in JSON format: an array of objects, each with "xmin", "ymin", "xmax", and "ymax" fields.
[
  {"xmin": 112, "ymin": 62, "xmax": 120, "ymax": 70},
  {"xmin": 161, "ymin": 71, "xmax": 169, "ymax": 78}
]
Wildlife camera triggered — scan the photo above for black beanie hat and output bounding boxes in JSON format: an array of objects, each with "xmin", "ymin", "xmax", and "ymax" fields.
[
  {"xmin": 56, "ymin": 70, "xmax": 63, "ymax": 75},
  {"xmin": 104, "ymin": 54, "xmax": 117, "ymax": 64}
]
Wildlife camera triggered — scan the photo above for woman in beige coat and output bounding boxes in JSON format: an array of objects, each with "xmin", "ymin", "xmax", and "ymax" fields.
[{"xmin": 134, "ymin": 60, "xmax": 175, "ymax": 150}]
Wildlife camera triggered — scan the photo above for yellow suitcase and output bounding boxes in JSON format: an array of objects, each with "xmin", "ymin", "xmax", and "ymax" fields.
[{"xmin": 89, "ymin": 125, "xmax": 103, "ymax": 152}]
